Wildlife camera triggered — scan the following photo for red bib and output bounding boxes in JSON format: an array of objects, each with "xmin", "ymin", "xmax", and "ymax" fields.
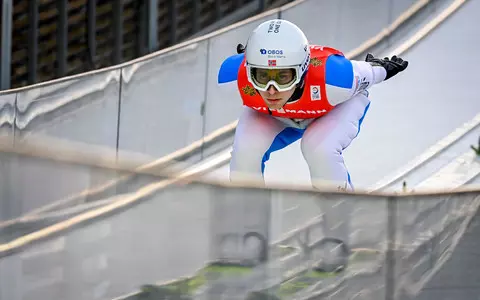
[{"xmin": 237, "ymin": 46, "xmax": 344, "ymax": 119}]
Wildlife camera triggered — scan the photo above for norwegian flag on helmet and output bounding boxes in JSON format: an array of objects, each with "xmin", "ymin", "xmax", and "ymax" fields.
[{"xmin": 268, "ymin": 60, "xmax": 276, "ymax": 66}]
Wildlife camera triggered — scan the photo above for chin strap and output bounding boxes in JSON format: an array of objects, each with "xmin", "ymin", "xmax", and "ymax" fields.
[{"xmin": 284, "ymin": 70, "xmax": 307, "ymax": 105}]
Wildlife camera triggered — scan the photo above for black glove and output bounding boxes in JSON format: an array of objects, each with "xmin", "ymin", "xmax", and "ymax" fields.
[{"xmin": 365, "ymin": 53, "xmax": 408, "ymax": 81}]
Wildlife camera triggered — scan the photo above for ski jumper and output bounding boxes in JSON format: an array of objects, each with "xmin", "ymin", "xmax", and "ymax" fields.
[{"xmin": 226, "ymin": 45, "xmax": 387, "ymax": 190}]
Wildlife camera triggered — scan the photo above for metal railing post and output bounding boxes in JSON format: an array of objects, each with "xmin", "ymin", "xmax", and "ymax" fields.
[
  {"xmin": 112, "ymin": 0, "xmax": 123, "ymax": 64},
  {"xmin": 1, "ymin": 0, "xmax": 13, "ymax": 90},
  {"xmin": 147, "ymin": 0, "xmax": 158, "ymax": 52},
  {"xmin": 86, "ymin": 0, "xmax": 97, "ymax": 70},
  {"xmin": 28, "ymin": 1, "xmax": 39, "ymax": 84},
  {"xmin": 57, "ymin": 0, "xmax": 68, "ymax": 78}
]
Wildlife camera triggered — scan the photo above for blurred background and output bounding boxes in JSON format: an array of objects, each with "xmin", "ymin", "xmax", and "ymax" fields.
[
  {"xmin": 0, "ymin": 0, "xmax": 479, "ymax": 299},
  {"xmin": 3, "ymin": 0, "xmax": 289, "ymax": 89}
]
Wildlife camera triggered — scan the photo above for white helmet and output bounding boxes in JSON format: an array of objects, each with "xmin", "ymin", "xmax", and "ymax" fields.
[{"xmin": 245, "ymin": 19, "xmax": 310, "ymax": 92}]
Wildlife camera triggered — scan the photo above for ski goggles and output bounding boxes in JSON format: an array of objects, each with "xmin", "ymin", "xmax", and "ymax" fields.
[{"xmin": 246, "ymin": 65, "xmax": 302, "ymax": 92}]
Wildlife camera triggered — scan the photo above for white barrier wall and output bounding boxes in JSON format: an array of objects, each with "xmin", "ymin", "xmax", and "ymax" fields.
[
  {"xmin": 0, "ymin": 160, "xmax": 477, "ymax": 300},
  {"xmin": 0, "ymin": 93, "xmax": 15, "ymax": 140},
  {"xmin": 118, "ymin": 44, "xmax": 209, "ymax": 162}
]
